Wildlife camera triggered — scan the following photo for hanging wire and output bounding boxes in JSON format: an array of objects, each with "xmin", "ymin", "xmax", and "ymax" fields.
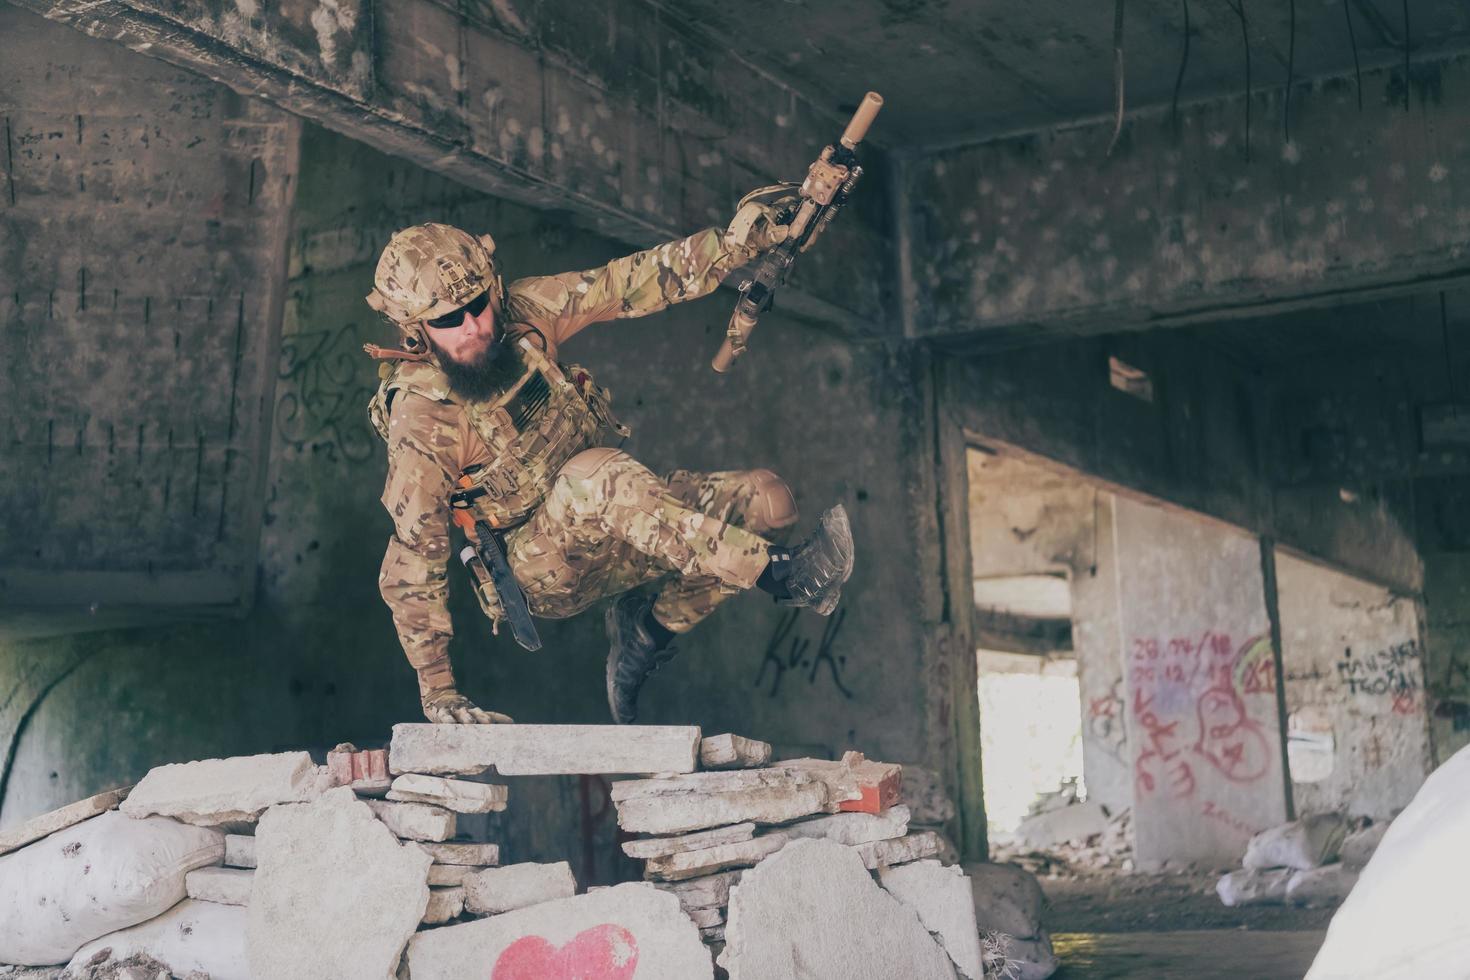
[
  {"xmin": 1401, "ymin": 0, "xmax": 1412, "ymax": 112},
  {"xmin": 1343, "ymin": 0, "xmax": 1363, "ymax": 111},
  {"xmin": 1107, "ymin": 0, "xmax": 1127, "ymax": 156},
  {"xmin": 1171, "ymin": 0, "xmax": 1192, "ymax": 139},
  {"xmin": 1224, "ymin": 0, "xmax": 1252, "ymax": 162},
  {"xmin": 1443, "ymin": 292, "xmax": 1456, "ymax": 410},
  {"xmin": 1284, "ymin": 0, "xmax": 1296, "ymax": 142}
]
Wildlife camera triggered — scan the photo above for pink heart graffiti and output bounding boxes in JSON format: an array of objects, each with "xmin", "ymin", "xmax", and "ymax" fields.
[{"xmin": 491, "ymin": 923, "xmax": 640, "ymax": 980}]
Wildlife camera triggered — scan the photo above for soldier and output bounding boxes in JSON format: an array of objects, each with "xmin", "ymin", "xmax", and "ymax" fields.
[{"xmin": 364, "ymin": 192, "xmax": 855, "ymax": 725}]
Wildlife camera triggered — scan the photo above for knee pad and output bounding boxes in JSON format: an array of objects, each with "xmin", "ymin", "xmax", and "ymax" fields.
[{"xmin": 745, "ymin": 469, "xmax": 799, "ymax": 532}]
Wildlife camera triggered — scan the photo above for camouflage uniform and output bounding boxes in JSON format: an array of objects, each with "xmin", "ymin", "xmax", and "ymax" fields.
[{"xmin": 369, "ymin": 227, "xmax": 797, "ymax": 703}]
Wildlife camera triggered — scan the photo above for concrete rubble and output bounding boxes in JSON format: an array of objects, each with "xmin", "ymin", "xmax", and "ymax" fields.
[
  {"xmin": 362, "ymin": 799, "xmax": 456, "ymax": 842},
  {"xmin": 462, "ymin": 861, "xmax": 577, "ymax": 914},
  {"xmin": 0, "ymin": 726, "xmax": 1049, "ymax": 979},
  {"xmin": 246, "ymin": 786, "xmax": 431, "ymax": 979},
  {"xmin": 699, "ymin": 734, "xmax": 772, "ymax": 770},
  {"xmin": 120, "ymin": 752, "xmax": 324, "ymax": 826},
  {"xmin": 720, "ymin": 838, "xmax": 959, "ymax": 979},
  {"xmin": 184, "ymin": 867, "xmax": 253, "ymax": 906},
  {"xmin": 384, "ymin": 774, "xmax": 507, "ymax": 814}
]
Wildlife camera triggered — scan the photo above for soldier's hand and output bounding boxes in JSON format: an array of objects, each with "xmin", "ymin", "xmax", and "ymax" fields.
[
  {"xmin": 421, "ymin": 688, "xmax": 514, "ymax": 725},
  {"xmin": 727, "ymin": 183, "xmax": 800, "ymax": 253}
]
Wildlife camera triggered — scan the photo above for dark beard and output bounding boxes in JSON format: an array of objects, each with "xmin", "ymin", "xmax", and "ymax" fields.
[{"xmin": 433, "ymin": 336, "xmax": 526, "ymax": 402}]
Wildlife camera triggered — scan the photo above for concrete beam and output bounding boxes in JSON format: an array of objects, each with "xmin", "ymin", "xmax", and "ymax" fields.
[
  {"xmin": 944, "ymin": 334, "xmax": 1423, "ymax": 596},
  {"xmin": 12, "ymin": 0, "xmax": 893, "ymax": 337},
  {"xmin": 908, "ymin": 55, "xmax": 1470, "ymax": 344}
]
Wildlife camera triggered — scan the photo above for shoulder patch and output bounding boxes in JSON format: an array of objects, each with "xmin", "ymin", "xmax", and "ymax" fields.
[{"xmin": 508, "ymin": 275, "xmax": 571, "ymax": 316}]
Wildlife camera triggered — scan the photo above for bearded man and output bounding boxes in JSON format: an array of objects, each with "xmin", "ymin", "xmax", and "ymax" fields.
[{"xmin": 364, "ymin": 196, "xmax": 854, "ymax": 725}]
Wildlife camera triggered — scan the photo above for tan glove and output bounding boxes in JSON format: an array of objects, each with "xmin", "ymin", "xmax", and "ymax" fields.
[
  {"xmin": 421, "ymin": 687, "xmax": 514, "ymax": 725},
  {"xmin": 725, "ymin": 183, "xmax": 800, "ymax": 253}
]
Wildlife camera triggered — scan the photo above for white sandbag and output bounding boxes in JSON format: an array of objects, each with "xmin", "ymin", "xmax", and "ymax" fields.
[
  {"xmin": 1338, "ymin": 821, "xmax": 1389, "ymax": 870},
  {"xmin": 1242, "ymin": 813, "xmax": 1346, "ymax": 870},
  {"xmin": 1285, "ymin": 866, "xmax": 1358, "ymax": 908},
  {"xmin": 1307, "ymin": 744, "xmax": 1470, "ymax": 980},
  {"xmin": 1215, "ymin": 868, "xmax": 1292, "ymax": 907},
  {"xmin": 67, "ymin": 899, "xmax": 248, "ymax": 980},
  {"xmin": 0, "ymin": 810, "xmax": 223, "ymax": 965}
]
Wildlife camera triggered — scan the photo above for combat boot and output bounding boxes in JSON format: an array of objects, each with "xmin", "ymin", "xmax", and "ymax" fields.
[
  {"xmin": 605, "ymin": 592, "xmax": 680, "ymax": 725},
  {"xmin": 758, "ymin": 504, "xmax": 855, "ymax": 615}
]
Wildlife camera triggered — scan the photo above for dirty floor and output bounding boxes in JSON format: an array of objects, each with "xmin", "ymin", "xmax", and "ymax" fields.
[{"xmin": 1052, "ymin": 930, "xmax": 1326, "ymax": 979}]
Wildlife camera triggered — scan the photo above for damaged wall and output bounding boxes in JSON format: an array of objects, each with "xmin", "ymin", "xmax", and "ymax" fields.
[
  {"xmin": 907, "ymin": 54, "xmax": 1470, "ymax": 343},
  {"xmin": 0, "ymin": 5, "xmax": 953, "ymax": 873},
  {"xmin": 1276, "ymin": 551, "xmax": 1432, "ymax": 820},
  {"xmin": 0, "ymin": 1, "xmax": 297, "ymax": 633}
]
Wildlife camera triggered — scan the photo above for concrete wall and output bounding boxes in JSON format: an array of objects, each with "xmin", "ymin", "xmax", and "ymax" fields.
[
  {"xmin": 1276, "ymin": 551, "xmax": 1432, "ymax": 820},
  {"xmin": 0, "ymin": 13, "xmax": 950, "ymax": 873},
  {"xmin": 0, "ymin": 2, "xmax": 297, "ymax": 634},
  {"xmin": 1112, "ymin": 495, "xmax": 1288, "ymax": 869},
  {"xmin": 1071, "ymin": 494, "xmax": 1130, "ymax": 815}
]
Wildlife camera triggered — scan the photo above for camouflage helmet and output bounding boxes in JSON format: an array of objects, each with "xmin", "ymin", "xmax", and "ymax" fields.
[{"xmin": 365, "ymin": 222, "xmax": 505, "ymax": 335}]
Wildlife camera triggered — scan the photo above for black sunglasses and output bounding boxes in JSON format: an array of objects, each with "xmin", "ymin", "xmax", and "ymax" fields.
[{"xmin": 425, "ymin": 290, "xmax": 491, "ymax": 329}]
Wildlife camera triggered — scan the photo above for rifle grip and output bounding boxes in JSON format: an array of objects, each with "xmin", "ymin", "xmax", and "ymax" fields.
[{"xmin": 840, "ymin": 92, "xmax": 884, "ymax": 149}]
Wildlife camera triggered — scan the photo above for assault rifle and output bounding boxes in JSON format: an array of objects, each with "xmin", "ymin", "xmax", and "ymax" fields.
[{"xmin": 712, "ymin": 91, "xmax": 884, "ymax": 372}]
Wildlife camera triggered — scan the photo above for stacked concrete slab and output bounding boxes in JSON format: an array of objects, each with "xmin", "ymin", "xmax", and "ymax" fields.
[
  {"xmin": 0, "ymin": 726, "xmax": 1022, "ymax": 979},
  {"xmin": 613, "ymin": 742, "xmax": 989, "ymax": 979}
]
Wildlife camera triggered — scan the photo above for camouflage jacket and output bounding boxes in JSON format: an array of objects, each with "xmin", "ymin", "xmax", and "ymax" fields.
[{"xmin": 372, "ymin": 226, "xmax": 765, "ymax": 699}]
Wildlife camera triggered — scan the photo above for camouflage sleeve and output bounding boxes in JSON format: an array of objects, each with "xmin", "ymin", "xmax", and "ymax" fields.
[
  {"xmin": 378, "ymin": 392, "xmax": 460, "ymax": 700},
  {"xmin": 508, "ymin": 227, "xmax": 761, "ymax": 345}
]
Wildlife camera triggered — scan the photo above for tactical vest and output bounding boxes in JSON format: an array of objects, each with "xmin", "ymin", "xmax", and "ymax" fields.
[{"xmin": 369, "ymin": 336, "xmax": 629, "ymax": 528}]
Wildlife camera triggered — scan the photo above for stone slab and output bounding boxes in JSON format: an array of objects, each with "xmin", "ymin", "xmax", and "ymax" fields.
[
  {"xmin": 722, "ymin": 838, "xmax": 956, "ymax": 980},
  {"xmin": 417, "ymin": 841, "xmax": 501, "ymax": 867},
  {"xmin": 781, "ymin": 805, "xmax": 911, "ymax": 846},
  {"xmin": 968, "ymin": 862, "xmax": 1046, "ymax": 940},
  {"xmin": 387, "ymin": 774, "xmax": 507, "ymax": 814},
  {"xmin": 688, "ymin": 906, "xmax": 724, "ymax": 929},
  {"xmin": 880, "ymin": 860, "xmax": 984, "ymax": 980},
  {"xmin": 853, "ymin": 831, "xmax": 942, "ymax": 870},
  {"xmin": 463, "ymin": 861, "xmax": 577, "ymax": 914},
  {"xmin": 653, "ymin": 869, "xmax": 743, "ymax": 912},
  {"xmin": 407, "ymin": 882, "xmax": 712, "ymax": 979},
  {"xmin": 223, "ymin": 834, "xmax": 256, "ymax": 869},
  {"xmin": 699, "ymin": 734, "xmax": 772, "ymax": 770},
  {"xmin": 622, "ymin": 823, "xmax": 756, "ymax": 860},
  {"xmin": 644, "ymin": 834, "xmax": 789, "ymax": 882},
  {"xmin": 186, "ymin": 866, "xmax": 254, "ymax": 907},
  {"xmin": 613, "ymin": 770, "xmax": 829, "ymax": 835},
  {"xmin": 121, "ymin": 752, "xmax": 322, "ymax": 826},
  {"xmin": 365, "ymin": 798, "xmax": 457, "ymax": 841},
  {"xmin": 699, "ymin": 924, "xmax": 726, "ymax": 943},
  {"xmin": 771, "ymin": 753, "xmax": 902, "ymax": 814},
  {"xmin": 246, "ymin": 787, "xmax": 431, "ymax": 979},
  {"xmin": 390, "ymin": 724, "xmax": 701, "ymax": 777},
  {"xmin": 0, "ymin": 786, "xmax": 131, "ymax": 857},
  {"xmin": 427, "ymin": 864, "xmax": 488, "ymax": 887},
  {"xmin": 423, "ymin": 886, "xmax": 465, "ymax": 925}
]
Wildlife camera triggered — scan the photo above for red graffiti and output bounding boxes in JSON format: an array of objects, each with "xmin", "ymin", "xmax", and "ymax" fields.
[
  {"xmin": 1392, "ymin": 691, "xmax": 1421, "ymax": 715},
  {"xmin": 1192, "ymin": 686, "xmax": 1270, "ymax": 783},
  {"xmin": 1089, "ymin": 695, "xmax": 1118, "ymax": 720},
  {"xmin": 1132, "ymin": 690, "xmax": 1196, "ymax": 798},
  {"xmin": 1238, "ymin": 656, "xmax": 1277, "ymax": 695},
  {"xmin": 493, "ymin": 924, "xmax": 639, "ymax": 980}
]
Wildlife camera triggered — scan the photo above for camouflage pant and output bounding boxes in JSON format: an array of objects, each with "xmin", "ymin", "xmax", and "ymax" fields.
[{"xmin": 501, "ymin": 448, "xmax": 798, "ymax": 631}]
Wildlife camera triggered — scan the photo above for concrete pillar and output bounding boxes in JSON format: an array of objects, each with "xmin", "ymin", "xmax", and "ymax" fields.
[{"xmin": 1112, "ymin": 496, "xmax": 1288, "ymax": 868}]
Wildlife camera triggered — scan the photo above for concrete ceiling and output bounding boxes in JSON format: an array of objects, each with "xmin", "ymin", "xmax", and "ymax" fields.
[{"xmin": 669, "ymin": 0, "xmax": 1470, "ymax": 147}]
